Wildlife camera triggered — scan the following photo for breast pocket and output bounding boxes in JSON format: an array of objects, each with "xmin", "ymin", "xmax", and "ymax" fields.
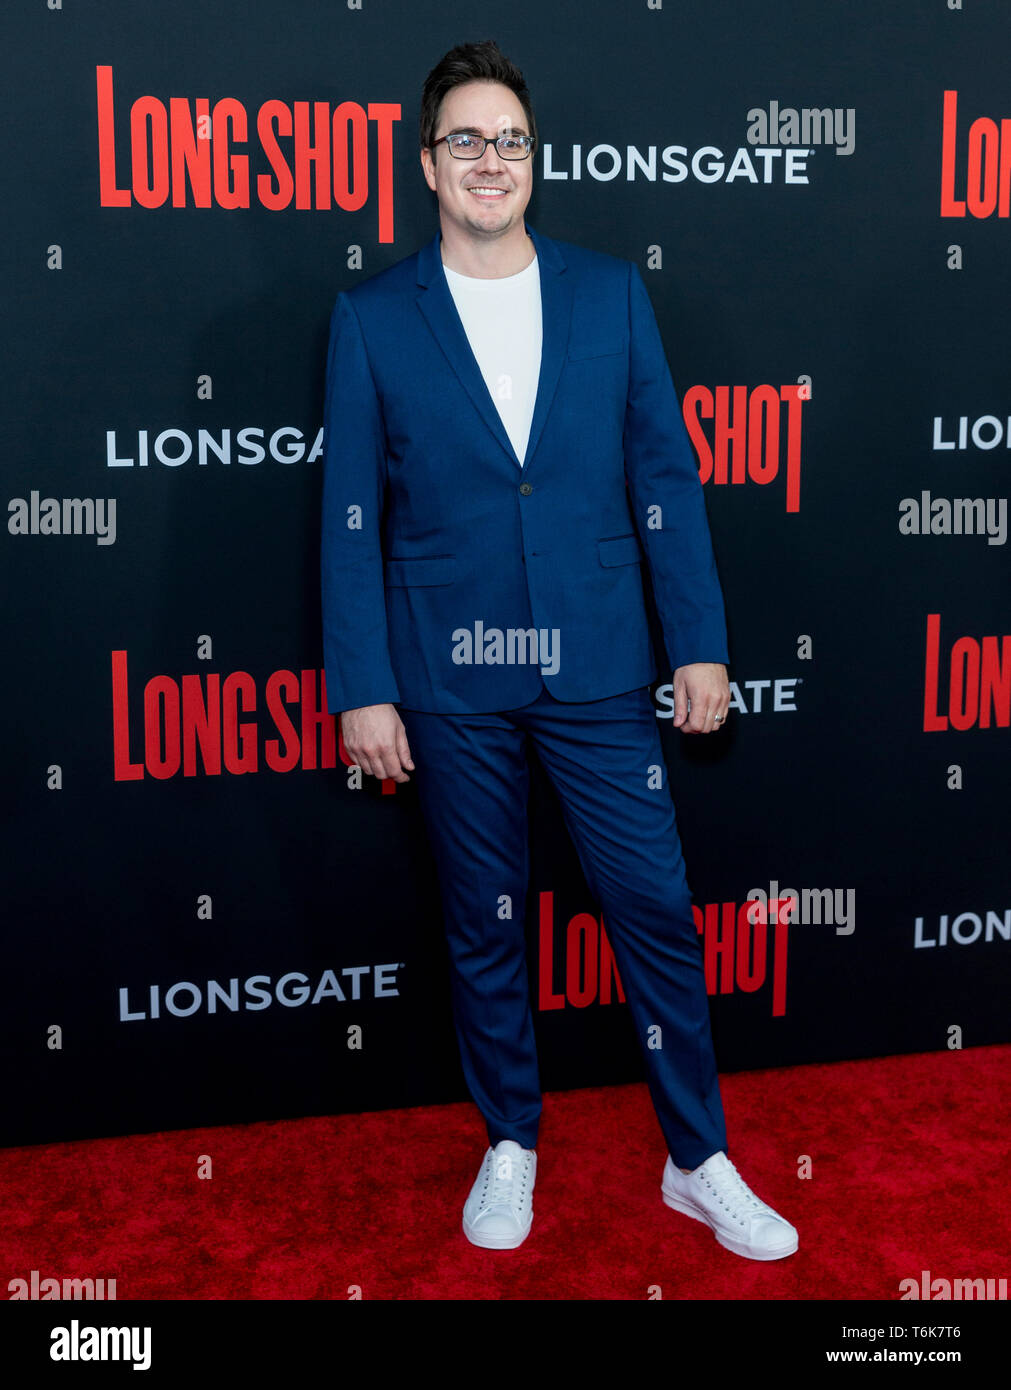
[
  {"xmin": 567, "ymin": 338, "xmax": 626, "ymax": 362},
  {"xmin": 384, "ymin": 555, "xmax": 457, "ymax": 587}
]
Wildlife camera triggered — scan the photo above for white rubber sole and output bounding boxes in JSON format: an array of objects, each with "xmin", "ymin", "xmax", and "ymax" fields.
[
  {"xmin": 462, "ymin": 1211, "xmax": 534, "ymax": 1250},
  {"xmin": 661, "ymin": 1187, "xmax": 798, "ymax": 1261}
]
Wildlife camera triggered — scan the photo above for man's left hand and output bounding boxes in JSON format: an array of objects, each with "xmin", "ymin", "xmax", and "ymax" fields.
[{"xmin": 671, "ymin": 662, "xmax": 730, "ymax": 734}]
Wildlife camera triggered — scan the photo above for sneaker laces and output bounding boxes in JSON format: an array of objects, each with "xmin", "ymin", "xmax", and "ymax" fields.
[
  {"xmin": 480, "ymin": 1150, "xmax": 532, "ymax": 1214},
  {"xmin": 698, "ymin": 1158, "xmax": 770, "ymax": 1224}
]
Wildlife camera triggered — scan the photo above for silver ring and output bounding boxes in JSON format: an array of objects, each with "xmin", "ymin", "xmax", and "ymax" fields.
[{"xmin": 714, "ymin": 715, "xmax": 723, "ymax": 723}]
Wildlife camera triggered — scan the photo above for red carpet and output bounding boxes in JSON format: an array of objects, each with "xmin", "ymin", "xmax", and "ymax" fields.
[{"xmin": 2, "ymin": 1046, "xmax": 1007, "ymax": 1300}]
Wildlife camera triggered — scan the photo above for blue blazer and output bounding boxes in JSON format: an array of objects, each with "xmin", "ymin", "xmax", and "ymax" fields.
[{"xmin": 321, "ymin": 221, "xmax": 728, "ymax": 715}]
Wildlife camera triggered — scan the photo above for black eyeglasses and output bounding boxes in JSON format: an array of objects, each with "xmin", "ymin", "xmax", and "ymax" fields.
[{"xmin": 430, "ymin": 132, "xmax": 536, "ymax": 160}]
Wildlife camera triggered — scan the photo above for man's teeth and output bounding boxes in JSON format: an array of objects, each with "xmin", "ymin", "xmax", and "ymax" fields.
[{"xmin": 469, "ymin": 187, "xmax": 506, "ymax": 195}]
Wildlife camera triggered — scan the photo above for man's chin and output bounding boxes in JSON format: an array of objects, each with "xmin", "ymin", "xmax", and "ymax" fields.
[{"xmin": 458, "ymin": 204, "xmax": 516, "ymax": 236}]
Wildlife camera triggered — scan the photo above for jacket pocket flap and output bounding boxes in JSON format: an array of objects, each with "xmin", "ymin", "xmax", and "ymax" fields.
[
  {"xmin": 597, "ymin": 534, "xmax": 643, "ymax": 567},
  {"xmin": 384, "ymin": 555, "xmax": 456, "ymax": 587}
]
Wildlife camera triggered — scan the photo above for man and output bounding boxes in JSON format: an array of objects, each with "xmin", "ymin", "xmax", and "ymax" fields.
[{"xmin": 321, "ymin": 39, "xmax": 797, "ymax": 1261}]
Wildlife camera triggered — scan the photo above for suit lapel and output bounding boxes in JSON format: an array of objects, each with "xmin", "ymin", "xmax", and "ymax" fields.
[{"xmin": 414, "ymin": 221, "xmax": 573, "ymax": 475}]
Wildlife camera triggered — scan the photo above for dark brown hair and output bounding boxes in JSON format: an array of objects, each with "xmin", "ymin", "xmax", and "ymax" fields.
[{"xmin": 420, "ymin": 39, "xmax": 537, "ymax": 160}]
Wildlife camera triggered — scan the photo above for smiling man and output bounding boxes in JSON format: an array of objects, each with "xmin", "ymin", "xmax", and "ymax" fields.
[{"xmin": 321, "ymin": 38, "xmax": 798, "ymax": 1261}]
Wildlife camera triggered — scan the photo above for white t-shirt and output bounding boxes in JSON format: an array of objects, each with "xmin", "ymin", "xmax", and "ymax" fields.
[{"xmin": 443, "ymin": 252, "xmax": 542, "ymax": 467}]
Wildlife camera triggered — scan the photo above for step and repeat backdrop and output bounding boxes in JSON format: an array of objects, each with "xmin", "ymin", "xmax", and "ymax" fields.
[{"xmin": 3, "ymin": 1, "xmax": 1008, "ymax": 1147}]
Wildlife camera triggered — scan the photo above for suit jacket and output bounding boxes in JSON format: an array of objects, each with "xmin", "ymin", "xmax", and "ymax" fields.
[{"xmin": 320, "ymin": 220, "xmax": 728, "ymax": 715}]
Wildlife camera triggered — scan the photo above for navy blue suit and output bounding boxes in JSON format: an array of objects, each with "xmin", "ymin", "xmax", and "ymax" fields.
[
  {"xmin": 321, "ymin": 223, "xmax": 729, "ymax": 1167},
  {"xmin": 321, "ymin": 222, "xmax": 728, "ymax": 714}
]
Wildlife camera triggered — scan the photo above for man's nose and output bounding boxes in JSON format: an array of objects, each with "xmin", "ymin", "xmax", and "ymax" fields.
[{"xmin": 474, "ymin": 143, "xmax": 508, "ymax": 175}]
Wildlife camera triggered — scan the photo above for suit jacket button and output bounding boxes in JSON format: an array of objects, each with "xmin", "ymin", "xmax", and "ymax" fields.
[{"xmin": 519, "ymin": 482, "xmax": 533, "ymax": 496}]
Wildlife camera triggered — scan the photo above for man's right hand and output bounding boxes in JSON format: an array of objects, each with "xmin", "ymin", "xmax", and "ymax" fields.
[{"xmin": 340, "ymin": 703, "xmax": 415, "ymax": 783}]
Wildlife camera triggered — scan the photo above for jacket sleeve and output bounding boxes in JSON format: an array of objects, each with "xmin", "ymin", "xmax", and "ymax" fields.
[
  {"xmin": 622, "ymin": 262, "xmax": 730, "ymax": 672},
  {"xmin": 320, "ymin": 290, "xmax": 402, "ymax": 715}
]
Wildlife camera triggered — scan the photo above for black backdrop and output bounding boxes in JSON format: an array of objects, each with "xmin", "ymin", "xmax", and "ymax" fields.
[{"xmin": 3, "ymin": 0, "xmax": 1008, "ymax": 1148}]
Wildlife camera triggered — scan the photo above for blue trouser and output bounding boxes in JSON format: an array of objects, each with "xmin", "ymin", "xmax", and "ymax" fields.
[{"xmin": 400, "ymin": 683, "xmax": 728, "ymax": 1170}]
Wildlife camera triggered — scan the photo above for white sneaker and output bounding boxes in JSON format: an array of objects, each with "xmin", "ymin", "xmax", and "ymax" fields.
[
  {"xmin": 661, "ymin": 1150, "xmax": 798, "ymax": 1260},
  {"xmin": 462, "ymin": 1139, "xmax": 536, "ymax": 1250}
]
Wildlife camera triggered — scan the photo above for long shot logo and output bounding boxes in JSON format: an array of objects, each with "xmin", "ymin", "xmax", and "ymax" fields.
[
  {"xmin": 684, "ymin": 383, "xmax": 807, "ymax": 512},
  {"xmin": 537, "ymin": 891, "xmax": 790, "ymax": 1016},
  {"xmin": 111, "ymin": 650, "xmax": 340, "ymax": 780},
  {"xmin": 922, "ymin": 615, "xmax": 1010, "ymax": 731},
  {"xmin": 96, "ymin": 66, "xmax": 400, "ymax": 240},
  {"xmin": 940, "ymin": 89, "xmax": 1011, "ymax": 220}
]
